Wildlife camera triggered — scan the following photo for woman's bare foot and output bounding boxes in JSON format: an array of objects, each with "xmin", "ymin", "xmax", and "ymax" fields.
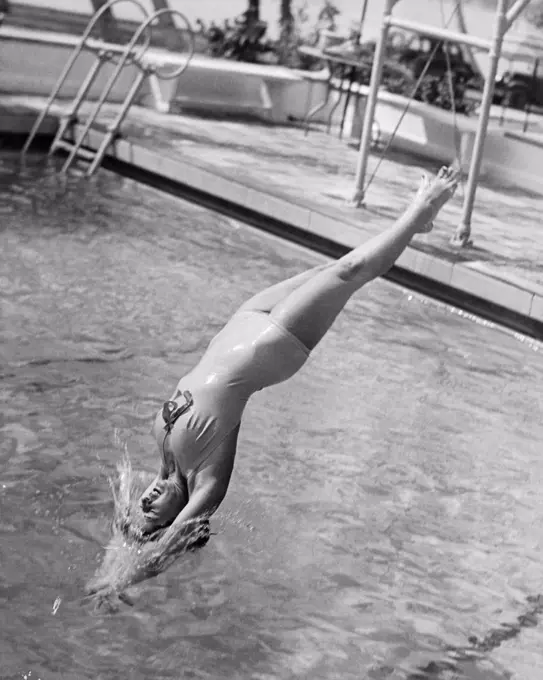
[
  {"xmin": 414, "ymin": 173, "xmax": 434, "ymax": 233},
  {"xmin": 413, "ymin": 166, "xmax": 460, "ymax": 233}
]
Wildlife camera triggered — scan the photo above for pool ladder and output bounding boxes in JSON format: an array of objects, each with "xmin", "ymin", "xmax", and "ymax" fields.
[{"xmin": 22, "ymin": 0, "xmax": 194, "ymax": 177}]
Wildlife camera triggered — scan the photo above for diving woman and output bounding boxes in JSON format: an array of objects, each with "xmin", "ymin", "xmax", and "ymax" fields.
[{"xmin": 87, "ymin": 166, "xmax": 459, "ymax": 599}]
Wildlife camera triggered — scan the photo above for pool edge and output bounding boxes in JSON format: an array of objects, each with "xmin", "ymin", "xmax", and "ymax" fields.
[{"xmin": 88, "ymin": 127, "xmax": 543, "ymax": 342}]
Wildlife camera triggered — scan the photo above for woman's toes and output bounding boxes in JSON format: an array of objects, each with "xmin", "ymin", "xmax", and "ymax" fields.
[
  {"xmin": 449, "ymin": 173, "xmax": 460, "ymax": 191},
  {"xmin": 446, "ymin": 166, "xmax": 458, "ymax": 181}
]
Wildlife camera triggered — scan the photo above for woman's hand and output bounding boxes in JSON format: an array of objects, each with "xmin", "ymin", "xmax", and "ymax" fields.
[
  {"xmin": 160, "ymin": 518, "xmax": 211, "ymax": 558},
  {"xmin": 85, "ymin": 543, "xmax": 163, "ymax": 600}
]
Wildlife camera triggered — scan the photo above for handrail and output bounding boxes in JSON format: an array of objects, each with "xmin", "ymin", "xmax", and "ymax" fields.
[
  {"xmin": 22, "ymin": 1, "xmax": 197, "ymax": 177},
  {"xmin": 87, "ymin": 0, "xmax": 152, "ymax": 64},
  {"xmin": 59, "ymin": 5, "xmax": 157, "ymax": 172},
  {"xmin": 68, "ymin": 6, "xmax": 196, "ymax": 162},
  {"xmin": 62, "ymin": 10, "xmax": 196, "ymax": 176},
  {"xmin": 144, "ymin": 9, "xmax": 195, "ymax": 80},
  {"xmin": 22, "ymin": 0, "xmax": 150, "ymax": 154}
]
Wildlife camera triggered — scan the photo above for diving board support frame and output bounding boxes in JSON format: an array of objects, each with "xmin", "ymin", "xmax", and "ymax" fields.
[
  {"xmin": 385, "ymin": 16, "xmax": 493, "ymax": 51},
  {"xmin": 350, "ymin": 0, "xmax": 533, "ymax": 247}
]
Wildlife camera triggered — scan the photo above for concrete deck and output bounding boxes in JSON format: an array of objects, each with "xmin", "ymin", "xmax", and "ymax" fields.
[{"xmin": 1, "ymin": 95, "xmax": 542, "ymax": 338}]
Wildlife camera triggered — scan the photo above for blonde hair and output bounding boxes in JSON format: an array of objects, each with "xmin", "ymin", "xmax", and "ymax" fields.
[{"xmin": 86, "ymin": 452, "xmax": 209, "ymax": 601}]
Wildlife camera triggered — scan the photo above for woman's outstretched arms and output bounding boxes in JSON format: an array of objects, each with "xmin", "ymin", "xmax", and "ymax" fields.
[
  {"xmin": 86, "ymin": 425, "xmax": 241, "ymax": 605},
  {"xmin": 157, "ymin": 423, "xmax": 241, "ymax": 555}
]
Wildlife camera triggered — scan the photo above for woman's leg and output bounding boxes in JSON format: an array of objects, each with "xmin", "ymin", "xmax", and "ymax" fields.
[
  {"xmin": 237, "ymin": 262, "xmax": 330, "ymax": 314},
  {"xmin": 270, "ymin": 167, "xmax": 459, "ymax": 351}
]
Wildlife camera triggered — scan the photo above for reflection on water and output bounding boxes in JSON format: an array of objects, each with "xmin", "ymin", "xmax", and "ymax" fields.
[{"xmin": 1, "ymin": 153, "xmax": 542, "ymax": 680}]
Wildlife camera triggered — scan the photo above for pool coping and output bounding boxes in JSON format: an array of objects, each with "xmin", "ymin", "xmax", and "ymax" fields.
[
  {"xmin": 2, "ymin": 110, "xmax": 542, "ymax": 340},
  {"xmin": 0, "ymin": 109, "xmax": 58, "ymax": 136}
]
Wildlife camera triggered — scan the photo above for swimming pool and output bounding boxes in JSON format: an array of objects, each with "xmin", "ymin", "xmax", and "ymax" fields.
[{"xmin": 1, "ymin": 152, "xmax": 542, "ymax": 680}]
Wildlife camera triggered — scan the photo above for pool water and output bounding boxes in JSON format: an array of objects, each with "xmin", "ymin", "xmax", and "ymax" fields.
[{"xmin": 1, "ymin": 153, "xmax": 542, "ymax": 680}]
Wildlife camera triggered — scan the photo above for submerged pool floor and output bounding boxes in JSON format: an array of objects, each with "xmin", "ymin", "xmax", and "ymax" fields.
[{"xmin": 1, "ymin": 153, "xmax": 542, "ymax": 680}]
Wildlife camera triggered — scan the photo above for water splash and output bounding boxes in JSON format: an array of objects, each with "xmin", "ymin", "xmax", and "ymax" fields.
[
  {"xmin": 85, "ymin": 450, "xmax": 209, "ymax": 611},
  {"xmin": 51, "ymin": 597, "xmax": 61, "ymax": 616}
]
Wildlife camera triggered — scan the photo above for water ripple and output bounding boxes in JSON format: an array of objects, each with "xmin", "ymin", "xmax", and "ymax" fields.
[{"xmin": 0, "ymin": 152, "xmax": 542, "ymax": 679}]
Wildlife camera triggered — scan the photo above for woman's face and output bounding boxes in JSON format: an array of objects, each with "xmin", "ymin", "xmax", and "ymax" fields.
[{"xmin": 139, "ymin": 478, "xmax": 187, "ymax": 533}]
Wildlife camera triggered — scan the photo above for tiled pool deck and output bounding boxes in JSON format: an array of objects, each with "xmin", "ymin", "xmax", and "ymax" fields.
[{"xmin": 1, "ymin": 96, "xmax": 542, "ymax": 335}]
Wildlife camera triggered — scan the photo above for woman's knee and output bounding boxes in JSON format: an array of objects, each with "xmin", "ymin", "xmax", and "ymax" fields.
[{"xmin": 333, "ymin": 257, "xmax": 368, "ymax": 283}]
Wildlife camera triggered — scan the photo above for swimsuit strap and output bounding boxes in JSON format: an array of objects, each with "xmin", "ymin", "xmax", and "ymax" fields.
[{"xmin": 162, "ymin": 389, "xmax": 193, "ymax": 433}]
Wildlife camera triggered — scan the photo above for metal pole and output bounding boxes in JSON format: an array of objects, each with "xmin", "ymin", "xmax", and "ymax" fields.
[
  {"xmin": 387, "ymin": 16, "xmax": 492, "ymax": 51},
  {"xmin": 86, "ymin": 68, "xmax": 147, "ymax": 176},
  {"xmin": 358, "ymin": 0, "xmax": 370, "ymax": 40},
  {"xmin": 21, "ymin": 38, "xmax": 91, "ymax": 154},
  {"xmin": 506, "ymin": 0, "xmax": 532, "ymax": 28},
  {"xmin": 451, "ymin": 0, "xmax": 509, "ymax": 247},
  {"xmin": 49, "ymin": 54, "xmax": 106, "ymax": 155},
  {"xmin": 350, "ymin": 0, "xmax": 395, "ymax": 207},
  {"xmin": 523, "ymin": 56, "xmax": 538, "ymax": 133},
  {"xmin": 454, "ymin": 0, "xmax": 485, "ymax": 82}
]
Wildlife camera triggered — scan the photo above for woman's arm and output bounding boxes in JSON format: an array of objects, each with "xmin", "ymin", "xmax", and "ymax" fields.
[
  {"xmin": 86, "ymin": 426, "xmax": 242, "ymax": 603},
  {"xmin": 159, "ymin": 424, "xmax": 241, "ymax": 553}
]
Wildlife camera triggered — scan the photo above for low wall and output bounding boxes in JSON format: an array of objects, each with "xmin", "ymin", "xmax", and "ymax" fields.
[
  {"xmin": 284, "ymin": 78, "xmax": 543, "ymax": 195},
  {"xmin": 483, "ymin": 130, "xmax": 543, "ymax": 195},
  {"xmin": 0, "ymin": 25, "xmax": 303, "ymax": 123},
  {"xmin": 4, "ymin": 2, "xmax": 208, "ymax": 53},
  {"xmin": 363, "ymin": 97, "xmax": 543, "ymax": 194},
  {"xmin": 285, "ymin": 78, "xmax": 483, "ymax": 173},
  {"xmin": 357, "ymin": 92, "xmax": 489, "ymax": 174},
  {"xmin": 0, "ymin": 26, "xmax": 152, "ymax": 104},
  {"xmin": 141, "ymin": 55, "xmax": 303, "ymax": 123}
]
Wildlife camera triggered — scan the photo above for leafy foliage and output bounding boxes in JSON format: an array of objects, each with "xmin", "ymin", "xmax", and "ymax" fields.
[
  {"xmin": 196, "ymin": 0, "xmax": 477, "ymax": 114},
  {"xmin": 526, "ymin": 0, "xmax": 543, "ymax": 28}
]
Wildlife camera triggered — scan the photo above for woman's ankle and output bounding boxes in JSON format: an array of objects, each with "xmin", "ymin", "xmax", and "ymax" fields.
[{"xmin": 405, "ymin": 200, "xmax": 435, "ymax": 233}]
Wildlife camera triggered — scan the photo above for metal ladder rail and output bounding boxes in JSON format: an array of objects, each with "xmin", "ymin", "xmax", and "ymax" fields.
[
  {"xmin": 21, "ymin": 0, "xmax": 150, "ymax": 155},
  {"xmin": 71, "ymin": 65, "xmax": 147, "ymax": 176},
  {"xmin": 60, "ymin": 17, "xmax": 154, "ymax": 175},
  {"xmin": 141, "ymin": 9, "xmax": 195, "ymax": 81},
  {"xmin": 71, "ymin": 8, "xmax": 196, "ymax": 177},
  {"xmin": 50, "ymin": 27, "xmax": 154, "ymax": 158},
  {"xmin": 48, "ymin": 47, "xmax": 123, "ymax": 159}
]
